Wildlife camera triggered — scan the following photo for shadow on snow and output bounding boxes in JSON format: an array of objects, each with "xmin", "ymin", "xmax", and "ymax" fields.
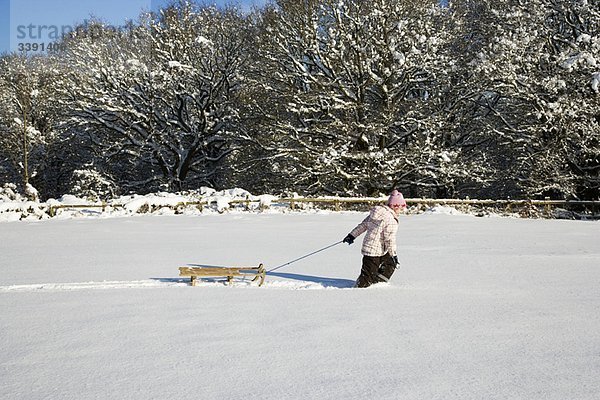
[
  {"xmin": 152, "ymin": 271, "xmax": 355, "ymax": 288},
  {"xmin": 266, "ymin": 272, "xmax": 355, "ymax": 288}
]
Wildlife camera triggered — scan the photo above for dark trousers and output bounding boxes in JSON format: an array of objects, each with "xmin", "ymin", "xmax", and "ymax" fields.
[{"xmin": 355, "ymin": 253, "xmax": 396, "ymax": 288}]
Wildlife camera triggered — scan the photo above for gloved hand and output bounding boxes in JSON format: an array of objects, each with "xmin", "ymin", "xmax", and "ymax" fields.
[{"xmin": 343, "ymin": 234, "xmax": 355, "ymax": 245}]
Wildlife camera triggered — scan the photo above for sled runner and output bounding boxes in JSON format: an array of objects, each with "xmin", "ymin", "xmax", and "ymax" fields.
[{"xmin": 179, "ymin": 264, "xmax": 266, "ymax": 287}]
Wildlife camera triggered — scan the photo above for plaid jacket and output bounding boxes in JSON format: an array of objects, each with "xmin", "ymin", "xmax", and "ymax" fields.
[{"xmin": 350, "ymin": 205, "xmax": 399, "ymax": 257}]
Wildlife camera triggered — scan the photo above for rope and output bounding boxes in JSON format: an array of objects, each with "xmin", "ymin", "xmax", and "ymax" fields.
[{"xmin": 267, "ymin": 241, "xmax": 343, "ymax": 273}]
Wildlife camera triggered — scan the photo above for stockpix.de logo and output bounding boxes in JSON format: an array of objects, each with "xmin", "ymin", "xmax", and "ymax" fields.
[{"xmin": 8, "ymin": 0, "xmax": 153, "ymax": 54}]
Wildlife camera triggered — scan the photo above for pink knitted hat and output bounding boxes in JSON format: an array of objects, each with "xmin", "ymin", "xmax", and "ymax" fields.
[{"xmin": 387, "ymin": 190, "xmax": 406, "ymax": 207}]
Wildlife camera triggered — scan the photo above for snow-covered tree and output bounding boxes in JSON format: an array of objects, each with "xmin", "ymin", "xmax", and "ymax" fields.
[
  {"xmin": 0, "ymin": 54, "xmax": 59, "ymax": 199},
  {"xmin": 540, "ymin": 0, "xmax": 600, "ymax": 199},
  {"xmin": 446, "ymin": 0, "xmax": 599, "ymax": 199},
  {"xmin": 240, "ymin": 0, "xmax": 463, "ymax": 197},
  {"xmin": 68, "ymin": 166, "xmax": 117, "ymax": 200},
  {"xmin": 1, "ymin": 0, "xmax": 595, "ymax": 201},
  {"xmin": 59, "ymin": 3, "xmax": 251, "ymax": 192}
]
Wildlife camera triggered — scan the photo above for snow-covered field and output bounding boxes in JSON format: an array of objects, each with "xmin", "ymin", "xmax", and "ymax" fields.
[{"xmin": 1, "ymin": 210, "xmax": 599, "ymax": 399}]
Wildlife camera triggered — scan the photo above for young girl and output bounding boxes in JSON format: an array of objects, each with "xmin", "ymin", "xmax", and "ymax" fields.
[{"xmin": 343, "ymin": 190, "xmax": 407, "ymax": 287}]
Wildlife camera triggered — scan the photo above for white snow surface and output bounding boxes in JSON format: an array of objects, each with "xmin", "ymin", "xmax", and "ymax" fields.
[{"xmin": 1, "ymin": 211, "xmax": 599, "ymax": 399}]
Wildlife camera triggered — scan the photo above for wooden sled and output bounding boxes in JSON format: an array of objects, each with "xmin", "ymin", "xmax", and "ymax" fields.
[{"xmin": 179, "ymin": 264, "xmax": 266, "ymax": 287}]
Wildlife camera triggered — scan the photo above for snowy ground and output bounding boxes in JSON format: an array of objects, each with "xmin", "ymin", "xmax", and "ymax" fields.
[{"xmin": 1, "ymin": 211, "xmax": 599, "ymax": 399}]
